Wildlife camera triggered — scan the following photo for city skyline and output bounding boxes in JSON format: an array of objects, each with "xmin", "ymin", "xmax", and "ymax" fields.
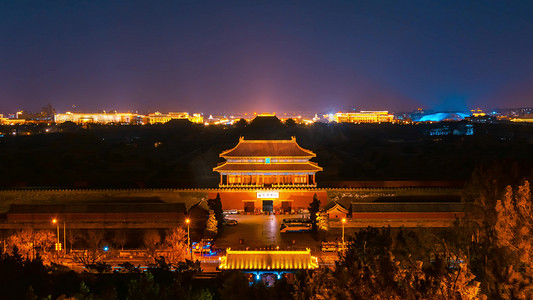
[{"xmin": 2, "ymin": 1, "xmax": 533, "ymax": 113}]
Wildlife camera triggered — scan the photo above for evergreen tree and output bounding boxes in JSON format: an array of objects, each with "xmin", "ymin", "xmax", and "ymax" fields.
[
  {"xmin": 205, "ymin": 210, "xmax": 218, "ymax": 237},
  {"xmin": 308, "ymin": 194, "xmax": 321, "ymax": 232},
  {"xmin": 316, "ymin": 212, "xmax": 330, "ymax": 232},
  {"xmin": 208, "ymin": 193, "xmax": 224, "ymax": 234}
]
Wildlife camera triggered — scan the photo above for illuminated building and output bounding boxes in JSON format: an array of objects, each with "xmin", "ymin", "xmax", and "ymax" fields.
[
  {"xmin": 219, "ymin": 248, "xmax": 318, "ymax": 285},
  {"xmin": 213, "ymin": 137, "xmax": 323, "ymax": 213},
  {"xmin": 470, "ymin": 108, "xmax": 486, "ymax": 117},
  {"xmin": 204, "ymin": 115, "xmax": 232, "ymax": 125},
  {"xmin": 324, "ymin": 201, "xmax": 348, "ymax": 219},
  {"xmin": 511, "ymin": 118, "xmax": 533, "ymax": 123},
  {"xmin": 219, "ymin": 248, "xmax": 318, "ymax": 270},
  {"xmin": 334, "ymin": 111, "xmax": 394, "ymax": 123},
  {"xmin": 214, "ymin": 137, "xmax": 322, "ymax": 188},
  {"xmin": 54, "ymin": 112, "xmax": 142, "ymax": 124},
  {"xmin": 416, "ymin": 112, "xmax": 470, "ymax": 122},
  {"xmin": 148, "ymin": 112, "xmax": 203, "ymax": 124},
  {"xmin": 0, "ymin": 118, "xmax": 25, "ymax": 125}
]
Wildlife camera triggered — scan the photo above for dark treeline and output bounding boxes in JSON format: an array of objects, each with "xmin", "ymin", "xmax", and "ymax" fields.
[{"xmin": 1, "ymin": 118, "xmax": 533, "ymax": 188}]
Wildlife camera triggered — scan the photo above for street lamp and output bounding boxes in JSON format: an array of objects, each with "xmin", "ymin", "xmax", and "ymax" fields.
[
  {"xmin": 341, "ymin": 218, "xmax": 346, "ymax": 251},
  {"xmin": 52, "ymin": 218, "xmax": 66, "ymax": 254},
  {"xmin": 186, "ymin": 218, "xmax": 192, "ymax": 260},
  {"xmin": 52, "ymin": 219, "xmax": 59, "ymax": 252}
]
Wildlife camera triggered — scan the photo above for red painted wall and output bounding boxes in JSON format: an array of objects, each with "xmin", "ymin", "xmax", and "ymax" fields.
[
  {"xmin": 352, "ymin": 212, "xmax": 465, "ymax": 220},
  {"xmin": 208, "ymin": 190, "xmax": 328, "ymax": 212}
]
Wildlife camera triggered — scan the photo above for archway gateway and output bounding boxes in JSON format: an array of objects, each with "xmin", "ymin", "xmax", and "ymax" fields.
[{"xmin": 262, "ymin": 200, "xmax": 273, "ymax": 212}]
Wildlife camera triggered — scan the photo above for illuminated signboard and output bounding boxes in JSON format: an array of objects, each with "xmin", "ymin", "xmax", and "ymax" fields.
[{"xmin": 257, "ymin": 191, "xmax": 279, "ymax": 199}]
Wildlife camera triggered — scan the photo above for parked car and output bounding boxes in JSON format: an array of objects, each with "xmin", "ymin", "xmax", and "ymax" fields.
[
  {"xmin": 280, "ymin": 223, "xmax": 312, "ymax": 233},
  {"xmin": 225, "ymin": 219, "xmax": 238, "ymax": 226},
  {"xmin": 223, "ymin": 209, "xmax": 238, "ymax": 215}
]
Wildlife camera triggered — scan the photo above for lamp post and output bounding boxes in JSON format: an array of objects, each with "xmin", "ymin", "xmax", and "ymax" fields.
[
  {"xmin": 63, "ymin": 220, "xmax": 66, "ymax": 255},
  {"xmin": 52, "ymin": 218, "xmax": 59, "ymax": 252},
  {"xmin": 186, "ymin": 218, "xmax": 192, "ymax": 260},
  {"xmin": 52, "ymin": 218, "xmax": 67, "ymax": 255},
  {"xmin": 341, "ymin": 218, "xmax": 346, "ymax": 252}
]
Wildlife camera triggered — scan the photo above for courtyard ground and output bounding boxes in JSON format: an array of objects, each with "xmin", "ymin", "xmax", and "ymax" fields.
[{"xmin": 213, "ymin": 214, "xmax": 359, "ymax": 250}]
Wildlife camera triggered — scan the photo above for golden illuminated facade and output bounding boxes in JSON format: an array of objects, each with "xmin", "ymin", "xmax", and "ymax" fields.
[
  {"xmin": 213, "ymin": 137, "xmax": 322, "ymax": 188},
  {"xmin": 0, "ymin": 118, "xmax": 26, "ymax": 125},
  {"xmin": 148, "ymin": 112, "xmax": 203, "ymax": 124},
  {"xmin": 334, "ymin": 111, "xmax": 394, "ymax": 123},
  {"xmin": 219, "ymin": 248, "xmax": 319, "ymax": 270},
  {"xmin": 54, "ymin": 112, "xmax": 141, "ymax": 124}
]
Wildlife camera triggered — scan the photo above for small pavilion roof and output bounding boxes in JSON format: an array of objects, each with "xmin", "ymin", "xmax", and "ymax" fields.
[
  {"xmin": 219, "ymin": 248, "xmax": 319, "ymax": 270},
  {"xmin": 220, "ymin": 137, "xmax": 316, "ymax": 158},
  {"xmin": 324, "ymin": 201, "xmax": 349, "ymax": 214},
  {"xmin": 213, "ymin": 161, "xmax": 322, "ymax": 172}
]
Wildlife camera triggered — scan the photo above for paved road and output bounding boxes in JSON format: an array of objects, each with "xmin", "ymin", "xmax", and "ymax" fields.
[{"xmin": 215, "ymin": 214, "xmax": 324, "ymax": 249}]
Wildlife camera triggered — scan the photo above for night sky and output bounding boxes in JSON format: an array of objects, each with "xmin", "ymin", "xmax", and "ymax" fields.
[{"xmin": 1, "ymin": 0, "xmax": 533, "ymax": 114}]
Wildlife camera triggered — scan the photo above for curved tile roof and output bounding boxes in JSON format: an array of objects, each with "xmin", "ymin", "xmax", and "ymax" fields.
[
  {"xmin": 214, "ymin": 162, "xmax": 322, "ymax": 172},
  {"xmin": 220, "ymin": 137, "xmax": 316, "ymax": 157}
]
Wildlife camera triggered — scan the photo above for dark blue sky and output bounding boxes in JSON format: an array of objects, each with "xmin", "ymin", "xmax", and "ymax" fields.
[{"xmin": 1, "ymin": 0, "xmax": 532, "ymax": 114}]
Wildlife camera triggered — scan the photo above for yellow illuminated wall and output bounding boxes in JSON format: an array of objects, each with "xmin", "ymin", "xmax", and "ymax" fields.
[
  {"xmin": 219, "ymin": 248, "xmax": 319, "ymax": 270},
  {"xmin": 334, "ymin": 111, "xmax": 394, "ymax": 123}
]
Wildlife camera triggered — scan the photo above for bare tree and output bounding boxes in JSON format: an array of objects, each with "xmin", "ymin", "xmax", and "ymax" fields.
[
  {"xmin": 143, "ymin": 230, "xmax": 161, "ymax": 248},
  {"xmin": 164, "ymin": 227, "xmax": 188, "ymax": 264},
  {"xmin": 67, "ymin": 228, "xmax": 83, "ymax": 252},
  {"xmin": 112, "ymin": 230, "xmax": 128, "ymax": 250},
  {"xmin": 86, "ymin": 230, "xmax": 105, "ymax": 251}
]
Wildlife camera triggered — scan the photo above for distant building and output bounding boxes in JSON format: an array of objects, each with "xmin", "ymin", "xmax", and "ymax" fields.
[
  {"xmin": 426, "ymin": 123, "xmax": 474, "ymax": 136},
  {"xmin": 204, "ymin": 114, "xmax": 231, "ymax": 125},
  {"xmin": 54, "ymin": 112, "xmax": 142, "ymax": 124},
  {"xmin": 213, "ymin": 137, "xmax": 322, "ymax": 188},
  {"xmin": 470, "ymin": 108, "xmax": 486, "ymax": 117},
  {"xmin": 416, "ymin": 112, "xmax": 470, "ymax": 122},
  {"xmin": 148, "ymin": 112, "xmax": 203, "ymax": 124},
  {"xmin": 5, "ymin": 203, "xmax": 187, "ymax": 229},
  {"xmin": 324, "ymin": 201, "xmax": 348, "ymax": 219},
  {"xmin": 510, "ymin": 118, "xmax": 533, "ymax": 123},
  {"xmin": 0, "ymin": 118, "xmax": 25, "ymax": 125},
  {"xmin": 334, "ymin": 111, "xmax": 394, "ymax": 123}
]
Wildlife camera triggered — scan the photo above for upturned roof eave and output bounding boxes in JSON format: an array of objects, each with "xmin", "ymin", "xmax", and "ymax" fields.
[
  {"xmin": 213, "ymin": 162, "xmax": 323, "ymax": 172},
  {"xmin": 219, "ymin": 137, "xmax": 316, "ymax": 158}
]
